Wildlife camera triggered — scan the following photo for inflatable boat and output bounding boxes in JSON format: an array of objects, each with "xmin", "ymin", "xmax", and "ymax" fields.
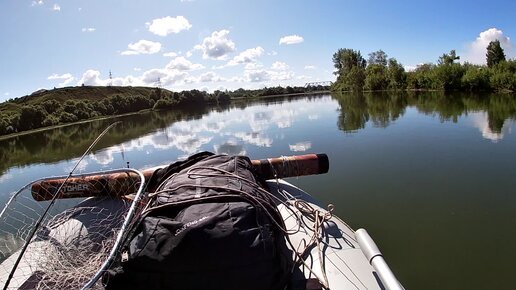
[{"xmin": 0, "ymin": 153, "xmax": 403, "ymax": 290}]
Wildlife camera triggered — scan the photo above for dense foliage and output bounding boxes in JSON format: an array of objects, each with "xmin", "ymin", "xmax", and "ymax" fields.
[
  {"xmin": 0, "ymin": 85, "xmax": 329, "ymax": 137},
  {"xmin": 332, "ymin": 45, "xmax": 516, "ymax": 94}
]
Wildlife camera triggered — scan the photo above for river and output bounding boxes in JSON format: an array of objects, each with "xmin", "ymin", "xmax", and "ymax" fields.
[{"xmin": 1, "ymin": 92, "xmax": 515, "ymax": 289}]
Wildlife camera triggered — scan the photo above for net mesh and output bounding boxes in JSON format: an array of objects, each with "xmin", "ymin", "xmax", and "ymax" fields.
[{"xmin": 0, "ymin": 169, "xmax": 145, "ymax": 290}]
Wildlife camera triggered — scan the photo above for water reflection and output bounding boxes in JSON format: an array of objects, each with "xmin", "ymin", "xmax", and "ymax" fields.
[
  {"xmin": 1, "ymin": 92, "xmax": 515, "ymax": 179},
  {"xmin": 289, "ymin": 141, "xmax": 312, "ymax": 152},
  {"xmin": 333, "ymin": 92, "xmax": 516, "ymax": 139},
  {"xmin": 470, "ymin": 112, "xmax": 515, "ymax": 142}
]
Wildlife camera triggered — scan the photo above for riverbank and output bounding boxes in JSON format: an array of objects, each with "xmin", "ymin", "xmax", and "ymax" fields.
[{"xmin": 0, "ymin": 90, "xmax": 330, "ymax": 141}]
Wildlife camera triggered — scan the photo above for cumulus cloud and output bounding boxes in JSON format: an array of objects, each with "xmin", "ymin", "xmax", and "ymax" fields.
[
  {"xmin": 194, "ymin": 30, "xmax": 236, "ymax": 60},
  {"xmin": 52, "ymin": 4, "xmax": 60, "ymax": 11},
  {"xmin": 199, "ymin": 71, "xmax": 223, "ymax": 82},
  {"xmin": 31, "ymin": 0, "xmax": 43, "ymax": 6},
  {"xmin": 121, "ymin": 40, "xmax": 162, "ymax": 55},
  {"xmin": 81, "ymin": 27, "xmax": 95, "ymax": 32},
  {"xmin": 462, "ymin": 28, "xmax": 514, "ymax": 64},
  {"xmin": 166, "ymin": 56, "xmax": 204, "ymax": 71},
  {"xmin": 227, "ymin": 47, "xmax": 264, "ymax": 66},
  {"xmin": 48, "ymin": 73, "xmax": 74, "ymax": 86},
  {"xmin": 244, "ymin": 69, "xmax": 294, "ymax": 83},
  {"xmin": 147, "ymin": 16, "xmax": 192, "ymax": 36},
  {"xmin": 245, "ymin": 70, "xmax": 270, "ymax": 82},
  {"xmin": 141, "ymin": 68, "xmax": 188, "ymax": 86},
  {"xmin": 304, "ymin": 65, "xmax": 316, "ymax": 69},
  {"xmin": 272, "ymin": 61, "xmax": 289, "ymax": 70},
  {"xmin": 77, "ymin": 70, "xmax": 106, "ymax": 86},
  {"xmin": 279, "ymin": 35, "xmax": 304, "ymax": 45}
]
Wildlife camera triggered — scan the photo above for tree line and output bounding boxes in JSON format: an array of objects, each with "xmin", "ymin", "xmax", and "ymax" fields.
[
  {"xmin": 331, "ymin": 40, "xmax": 516, "ymax": 93},
  {"xmin": 0, "ymin": 85, "xmax": 328, "ymax": 136}
]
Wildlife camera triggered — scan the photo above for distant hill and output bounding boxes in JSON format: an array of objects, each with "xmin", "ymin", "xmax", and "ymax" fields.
[{"xmin": 1, "ymin": 86, "xmax": 164, "ymax": 114}]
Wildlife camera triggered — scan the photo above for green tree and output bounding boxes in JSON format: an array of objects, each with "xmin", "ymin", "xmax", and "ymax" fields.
[
  {"xmin": 18, "ymin": 105, "xmax": 48, "ymax": 131},
  {"xmin": 407, "ymin": 63, "xmax": 435, "ymax": 90},
  {"xmin": 387, "ymin": 58, "xmax": 407, "ymax": 90},
  {"xmin": 365, "ymin": 64, "xmax": 388, "ymax": 91},
  {"xmin": 368, "ymin": 50, "xmax": 388, "ymax": 66},
  {"xmin": 462, "ymin": 65, "xmax": 491, "ymax": 91},
  {"xmin": 332, "ymin": 48, "xmax": 367, "ymax": 91},
  {"xmin": 333, "ymin": 48, "xmax": 367, "ymax": 76},
  {"xmin": 438, "ymin": 50, "xmax": 460, "ymax": 65},
  {"xmin": 434, "ymin": 63, "xmax": 465, "ymax": 91},
  {"xmin": 486, "ymin": 40, "xmax": 506, "ymax": 68},
  {"xmin": 0, "ymin": 117, "xmax": 9, "ymax": 135}
]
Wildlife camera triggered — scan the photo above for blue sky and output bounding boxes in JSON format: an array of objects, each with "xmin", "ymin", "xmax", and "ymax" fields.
[{"xmin": 1, "ymin": 0, "xmax": 515, "ymax": 102}]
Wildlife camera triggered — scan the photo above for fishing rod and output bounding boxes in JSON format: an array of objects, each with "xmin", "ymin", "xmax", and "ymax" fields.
[{"xmin": 31, "ymin": 153, "xmax": 330, "ymax": 200}]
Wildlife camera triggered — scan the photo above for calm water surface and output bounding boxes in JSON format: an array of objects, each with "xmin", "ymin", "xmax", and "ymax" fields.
[{"xmin": 1, "ymin": 93, "xmax": 515, "ymax": 290}]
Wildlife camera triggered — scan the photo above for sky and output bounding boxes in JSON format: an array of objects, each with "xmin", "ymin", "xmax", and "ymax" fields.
[{"xmin": 1, "ymin": 0, "xmax": 515, "ymax": 102}]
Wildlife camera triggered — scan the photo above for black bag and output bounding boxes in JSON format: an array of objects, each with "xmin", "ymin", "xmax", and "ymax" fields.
[{"xmin": 104, "ymin": 152, "xmax": 293, "ymax": 290}]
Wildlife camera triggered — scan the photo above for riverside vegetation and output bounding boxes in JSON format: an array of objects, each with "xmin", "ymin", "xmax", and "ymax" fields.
[
  {"xmin": 331, "ymin": 40, "xmax": 516, "ymax": 93},
  {"xmin": 0, "ymin": 85, "xmax": 328, "ymax": 137}
]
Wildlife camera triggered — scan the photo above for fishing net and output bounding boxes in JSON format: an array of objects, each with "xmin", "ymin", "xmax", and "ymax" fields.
[{"xmin": 0, "ymin": 169, "xmax": 146, "ymax": 290}]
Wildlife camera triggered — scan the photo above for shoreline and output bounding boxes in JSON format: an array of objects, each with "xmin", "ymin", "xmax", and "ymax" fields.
[{"xmin": 0, "ymin": 92, "xmax": 330, "ymax": 141}]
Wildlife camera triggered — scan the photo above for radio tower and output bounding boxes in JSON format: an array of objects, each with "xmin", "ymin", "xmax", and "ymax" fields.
[
  {"xmin": 156, "ymin": 77, "xmax": 162, "ymax": 88},
  {"xmin": 108, "ymin": 70, "xmax": 113, "ymax": 86}
]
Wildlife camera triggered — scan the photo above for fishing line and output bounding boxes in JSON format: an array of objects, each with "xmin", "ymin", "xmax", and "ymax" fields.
[{"xmin": 3, "ymin": 122, "xmax": 121, "ymax": 290}]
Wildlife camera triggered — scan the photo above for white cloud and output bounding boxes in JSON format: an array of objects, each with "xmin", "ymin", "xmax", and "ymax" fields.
[
  {"xmin": 166, "ymin": 56, "xmax": 204, "ymax": 71},
  {"xmin": 245, "ymin": 63, "xmax": 263, "ymax": 70},
  {"xmin": 142, "ymin": 69, "xmax": 185, "ymax": 86},
  {"xmin": 297, "ymin": 75, "xmax": 311, "ymax": 80},
  {"xmin": 279, "ymin": 35, "xmax": 304, "ymax": 45},
  {"xmin": 462, "ymin": 28, "xmax": 514, "ymax": 64},
  {"xmin": 194, "ymin": 30, "xmax": 235, "ymax": 60},
  {"xmin": 53, "ymin": 4, "xmax": 60, "ymax": 11},
  {"xmin": 31, "ymin": 0, "xmax": 43, "ymax": 6},
  {"xmin": 227, "ymin": 47, "xmax": 264, "ymax": 66},
  {"xmin": 186, "ymin": 50, "xmax": 193, "ymax": 58},
  {"xmin": 268, "ymin": 50, "xmax": 278, "ymax": 56},
  {"xmin": 147, "ymin": 16, "xmax": 192, "ymax": 36},
  {"xmin": 3, "ymin": 92, "xmax": 9, "ymax": 96},
  {"xmin": 245, "ymin": 70, "xmax": 270, "ymax": 82},
  {"xmin": 199, "ymin": 71, "xmax": 224, "ymax": 82},
  {"xmin": 304, "ymin": 65, "xmax": 316, "ymax": 69},
  {"xmin": 163, "ymin": 51, "xmax": 178, "ymax": 57},
  {"xmin": 81, "ymin": 27, "xmax": 95, "ymax": 32},
  {"xmin": 244, "ymin": 69, "xmax": 294, "ymax": 83},
  {"xmin": 133, "ymin": 67, "xmax": 142, "ymax": 71},
  {"xmin": 272, "ymin": 61, "xmax": 289, "ymax": 70},
  {"xmin": 77, "ymin": 70, "xmax": 106, "ymax": 86},
  {"xmin": 404, "ymin": 65, "xmax": 419, "ymax": 72},
  {"xmin": 121, "ymin": 40, "xmax": 162, "ymax": 55},
  {"xmin": 48, "ymin": 73, "xmax": 74, "ymax": 86}
]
